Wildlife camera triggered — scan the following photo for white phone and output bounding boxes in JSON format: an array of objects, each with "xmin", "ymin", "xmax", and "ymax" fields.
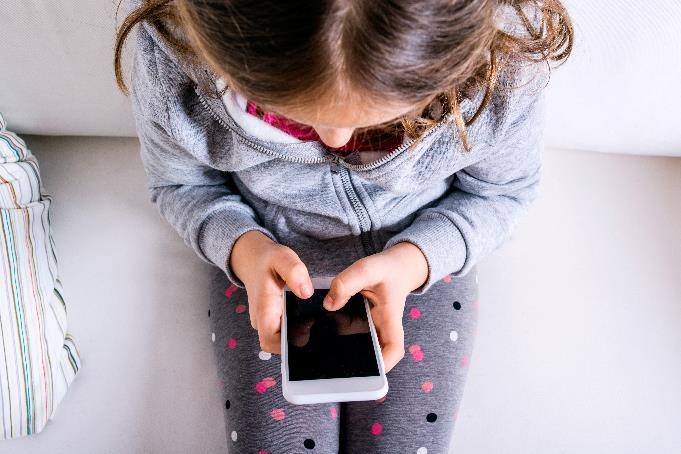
[{"xmin": 281, "ymin": 276, "xmax": 388, "ymax": 405}]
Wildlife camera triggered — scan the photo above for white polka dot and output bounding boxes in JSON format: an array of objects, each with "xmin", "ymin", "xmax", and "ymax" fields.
[
  {"xmin": 475, "ymin": 274, "xmax": 479, "ymax": 284},
  {"xmin": 449, "ymin": 330, "xmax": 459, "ymax": 342},
  {"xmin": 211, "ymin": 332, "xmax": 216, "ymax": 343},
  {"xmin": 417, "ymin": 447, "xmax": 428, "ymax": 454},
  {"xmin": 259, "ymin": 351, "xmax": 272, "ymax": 360},
  {"xmin": 231, "ymin": 430, "xmax": 237, "ymax": 441}
]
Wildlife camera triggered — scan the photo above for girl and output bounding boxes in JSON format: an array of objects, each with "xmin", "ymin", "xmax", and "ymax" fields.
[{"xmin": 115, "ymin": 0, "xmax": 572, "ymax": 452}]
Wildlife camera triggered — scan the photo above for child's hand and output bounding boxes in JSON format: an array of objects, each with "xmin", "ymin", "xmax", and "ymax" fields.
[
  {"xmin": 230, "ymin": 231, "xmax": 314, "ymax": 355},
  {"xmin": 321, "ymin": 242, "xmax": 429, "ymax": 373}
]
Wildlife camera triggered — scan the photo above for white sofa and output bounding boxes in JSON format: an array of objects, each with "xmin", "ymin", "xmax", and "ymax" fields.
[{"xmin": 1, "ymin": 1, "xmax": 680, "ymax": 452}]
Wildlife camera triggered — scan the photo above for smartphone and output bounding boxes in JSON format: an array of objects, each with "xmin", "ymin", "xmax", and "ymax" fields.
[{"xmin": 281, "ymin": 276, "xmax": 388, "ymax": 405}]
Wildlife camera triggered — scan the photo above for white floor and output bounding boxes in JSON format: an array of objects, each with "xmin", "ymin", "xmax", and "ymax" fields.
[{"xmin": 4, "ymin": 136, "xmax": 681, "ymax": 453}]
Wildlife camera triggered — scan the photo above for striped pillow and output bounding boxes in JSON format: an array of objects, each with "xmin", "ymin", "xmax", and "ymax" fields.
[{"xmin": 0, "ymin": 112, "xmax": 81, "ymax": 439}]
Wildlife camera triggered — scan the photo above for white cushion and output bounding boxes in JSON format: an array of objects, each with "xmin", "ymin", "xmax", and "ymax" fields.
[
  {"xmin": 544, "ymin": 1, "xmax": 681, "ymax": 156},
  {"xmin": 0, "ymin": 0, "xmax": 135, "ymax": 137}
]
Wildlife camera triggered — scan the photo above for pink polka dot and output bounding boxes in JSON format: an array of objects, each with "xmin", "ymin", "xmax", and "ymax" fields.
[
  {"xmin": 271, "ymin": 408, "xmax": 285, "ymax": 421},
  {"xmin": 235, "ymin": 304, "xmax": 247, "ymax": 314},
  {"xmin": 421, "ymin": 381, "xmax": 434, "ymax": 392},
  {"xmin": 259, "ymin": 451, "xmax": 268, "ymax": 454},
  {"xmin": 443, "ymin": 275, "xmax": 453, "ymax": 283},
  {"xmin": 473, "ymin": 300, "xmax": 480, "ymax": 311},
  {"xmin": 228, "ymin": 338, "xmax": 237, "ymax": 349},
  {"xmin": 255, "ymin": 377, "xmax": 276, "ymax": 394},
  {"xmin": 461, "ymin": 355, "xmax": 470, "ymax": 368},
  {"xmin": 370, "ymin": 422, "xmax": 383, "ymax": 436},
  {"xmin": 409, "ymin": 307, "xmax": 422, "ymax": 320},
  {"xmin": 330, "ymin": 407, "xmax": 337, "ymax": 419},
  {"xmin": 375, "ymin": 395, "xmax": 386, "ymax": 403},
  {"xmin": 408, "ymin": 344, "xmax": 424, "ymax": 362},
  {"xmin": 225, "ymin": 284, "xmax": 238, "ymax": 298}
]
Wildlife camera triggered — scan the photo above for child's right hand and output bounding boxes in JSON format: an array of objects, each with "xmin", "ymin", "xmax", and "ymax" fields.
[{"xmin": 230, "ymin": 230, "xmax": 314, "ymax": 355}]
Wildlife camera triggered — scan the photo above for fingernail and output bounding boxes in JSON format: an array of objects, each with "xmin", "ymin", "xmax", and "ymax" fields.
[
  {"xmin": 300, "ymin": 284, "xmax": 312, "ymax": 298},
  {"xmin": 323, "ymin": 296, "xmax": 333, "ymax": 309}
]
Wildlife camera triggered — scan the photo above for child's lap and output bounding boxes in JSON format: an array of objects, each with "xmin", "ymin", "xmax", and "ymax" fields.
[
  {"xmin": 208, "ymin": 265, "xmax": 478, "ymax": 452},
  {"xmin": 208, "ymin": 270, "xmax": 341, "ymax": 452},
  {"xmin": 339, "ymin": 268, "xmax": 479, "ymax": 453}
]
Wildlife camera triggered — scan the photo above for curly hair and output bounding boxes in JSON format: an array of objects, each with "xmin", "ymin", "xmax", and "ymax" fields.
[{"xmin": 114, "ymin": 0, "xmax": 573, "ymax": 151}]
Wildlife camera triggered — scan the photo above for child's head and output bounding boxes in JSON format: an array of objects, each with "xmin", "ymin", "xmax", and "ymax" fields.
[{"xmin": 116, "ymin": 0, "xmax": 573, "ymax": 149}]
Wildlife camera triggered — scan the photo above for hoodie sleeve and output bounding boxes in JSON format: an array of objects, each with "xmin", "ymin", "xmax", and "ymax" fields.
[
  {"xmin": 129, "ymin": 32, "xmax": 277, "ymax": 289},
  {"xmin": 382, "ymin": 82, "xmax": 546, "ymax": 296}
]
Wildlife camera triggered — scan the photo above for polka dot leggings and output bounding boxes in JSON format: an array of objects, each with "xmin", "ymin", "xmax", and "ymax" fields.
[{"xmin": 208, "ymin": 265, "xmax": 479, "ymax": 454}]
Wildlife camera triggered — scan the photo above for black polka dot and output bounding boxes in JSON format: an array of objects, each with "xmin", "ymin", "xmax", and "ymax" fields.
[
  {"xmin": 208, "ymin": 309, "xmax": 211, "ymax": 317},
  {"xmin": 453, "ymin": 301, "xmax": 461, "ymax": 310},
  {"xmin": 304, "ymin": 438, "xmax": 315, "ymax": 449},
  {"xmin": 426, "ymin": 412, "xmax": 437, "ymax": 422},
  {"xmin": 225, "ymin": 400, "xmax": 230, "ymax": 409}
]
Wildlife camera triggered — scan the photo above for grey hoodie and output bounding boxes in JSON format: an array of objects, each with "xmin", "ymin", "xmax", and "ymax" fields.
[{"xmin": 128, "ymin": 7, "xmax": 546, "ymax": 295}]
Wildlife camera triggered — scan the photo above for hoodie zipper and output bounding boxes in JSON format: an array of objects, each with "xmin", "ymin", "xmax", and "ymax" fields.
[
  {"xmin": 331, "ymin": 154, "xmax": 376, "ymax": 256},
  {"xmin": 197, "ymin": 89, "xmax": 333, "ymax": 165},
  {"xmin": 197, "ymin": 87, "xmax": 454, "ymax": 171}
]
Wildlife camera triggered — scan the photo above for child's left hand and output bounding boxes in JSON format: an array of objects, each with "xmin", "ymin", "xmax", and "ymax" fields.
[{"xmin": 322, "ymin": 242, "xmax": 429, "ymax": 373}]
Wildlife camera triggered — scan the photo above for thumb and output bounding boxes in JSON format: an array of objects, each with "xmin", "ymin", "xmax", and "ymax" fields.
[
  {"xmin": 372, "ymin": 302, "xmax": 406, "ymax": 373},
  {"xmin": 323, "ymin": 260, "xmax": 375, "ymax": 311},
  {"xmin": 271, "ymin": 248, "xmax": 314, "ymax": 299}
]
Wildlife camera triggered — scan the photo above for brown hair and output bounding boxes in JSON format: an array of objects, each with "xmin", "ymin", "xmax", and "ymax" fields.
[{"xmin": 115, "ymin": 0, "xmax": 573, "ymax": 151}]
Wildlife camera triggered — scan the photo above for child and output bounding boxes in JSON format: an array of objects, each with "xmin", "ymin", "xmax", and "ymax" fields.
[{"xmin": 115, "ymin": 0, "xmax": 572, "ymax": 451}]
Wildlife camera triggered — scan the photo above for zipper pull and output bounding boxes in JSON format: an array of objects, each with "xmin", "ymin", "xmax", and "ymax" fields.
[{"xmin": 330, "ymin": 153, "xmax": 341, "ymax": 173}]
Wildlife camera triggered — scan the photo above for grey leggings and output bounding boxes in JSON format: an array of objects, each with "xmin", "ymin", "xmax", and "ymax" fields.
[{"xmin": 208, "ymin": 265, "xmax": 479, "ymax": 454}]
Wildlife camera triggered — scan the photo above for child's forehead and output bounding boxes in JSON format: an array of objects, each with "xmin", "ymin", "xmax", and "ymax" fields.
[
  {"xmin": 267, "ymin": 95, "xmax": 427, "ymax": 129},
  {"xmin": 225, "ymin": 69, "xmax": 432, "ymax": 129}
]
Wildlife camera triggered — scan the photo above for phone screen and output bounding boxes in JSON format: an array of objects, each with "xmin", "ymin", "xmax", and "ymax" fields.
[{"xmin": 285, "ymin": 289, "xmax": 380, "ymax": 381}]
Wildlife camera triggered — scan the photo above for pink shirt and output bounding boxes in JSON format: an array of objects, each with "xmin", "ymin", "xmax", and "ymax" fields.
[{"xmin": 245, "ymin": 100, "xmax": 404, "ymax": 154}]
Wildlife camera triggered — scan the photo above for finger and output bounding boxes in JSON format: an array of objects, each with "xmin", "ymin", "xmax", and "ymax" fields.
[
  {"xmin": 271, "ymin": 247, "xmax": 314, "ymax": 299},
  {"xmin": 372, "ymin": 303, "xmax": 405, "ymax": 373},
  {"xmin": 258, "ymin": 289, "xmax": 284, "ymax": 354},
  {"xmin": 247, "ymin": 294, "xmax": 258, "ymax": 330},
  {"xmin": 324, "ymin": 259, "xmax": 378, "ymax": 311}
]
